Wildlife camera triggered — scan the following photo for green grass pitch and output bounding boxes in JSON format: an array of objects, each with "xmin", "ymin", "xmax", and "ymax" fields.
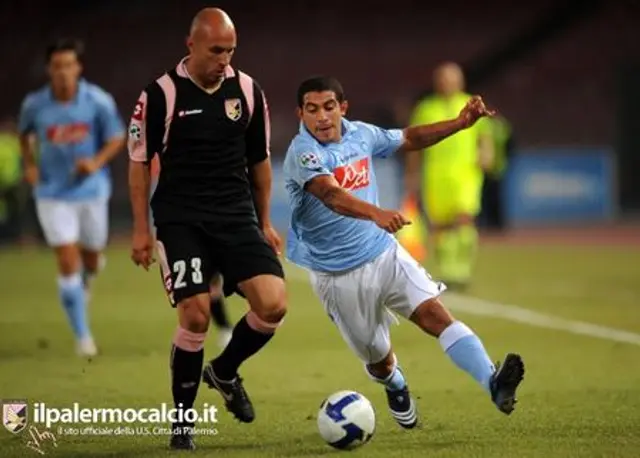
[{"xmin": 0, "ymin": 242, "xmax": 639, "ymax": 457}]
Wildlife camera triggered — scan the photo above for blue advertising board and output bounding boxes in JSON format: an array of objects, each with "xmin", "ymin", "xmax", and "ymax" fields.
[{"xmin": 504, "ymin": 148, "xmax": 616, "ymax": 226}]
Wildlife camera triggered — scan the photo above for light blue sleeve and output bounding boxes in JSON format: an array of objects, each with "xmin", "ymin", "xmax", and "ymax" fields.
[
  {"xmin": 286, "ymin": 139, "xmax": 333, "ymax": 188},
  {"xmin": 17, "ymin": 94, "xmax": 37, "ymax": 135},
  {"xmin": 95, "ymin": 90, "xmax": 125, "ymax": 142},
  {"xmin": 358, "ymin": 121, "xmax": 405, "ymax": 158}
]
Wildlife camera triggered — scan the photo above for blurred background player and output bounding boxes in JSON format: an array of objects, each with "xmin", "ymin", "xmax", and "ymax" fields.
[
  {"xmin": 479, "ymin": 114, "xmax": 515, "ymax": 232},
  {"xmin": 149, "ymin": 155, "xmax": 233, "ymax": 349},
  {"xmin": 405, "ymin": 62, "xmax": 493, "ymax": 290},
  {"xmin": 18, "ymin": 38, "xmax": 126, "ymax": 357}
]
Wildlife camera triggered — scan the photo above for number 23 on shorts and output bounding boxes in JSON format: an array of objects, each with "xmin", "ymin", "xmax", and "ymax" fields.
[{"xmin": 172, "ymin": 257, "xmax": 204, "ymax": 289}]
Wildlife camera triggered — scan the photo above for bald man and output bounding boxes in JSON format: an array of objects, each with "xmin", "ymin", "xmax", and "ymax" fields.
[
  {"xmin": 128, "ymin": 8, "xmax": 286, "ymax": 450},
  {"xmin": 405, "ymin": 62, "xmax": 494, "ymax": 290}
]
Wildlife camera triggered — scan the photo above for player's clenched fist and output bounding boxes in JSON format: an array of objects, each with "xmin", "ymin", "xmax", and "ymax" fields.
[
  {"xmin": 458, "ymin": 95, "xmax": 496, "ymax": 128},
  {"xmin": 262, "ymin": 223, "xmax": 283, "ymax": 256},
  {"xmin": 372, "ymin": 208, "xmax": 411, "ymax": 233},
  {"xmin": 131, "ymin": 230, "xmax": 155, "ymax": 270}
]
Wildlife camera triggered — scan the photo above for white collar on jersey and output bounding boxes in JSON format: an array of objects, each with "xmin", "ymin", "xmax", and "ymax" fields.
[{"xmin": 176, "ymin": 57, "xmax": 233, "ymax": 94}]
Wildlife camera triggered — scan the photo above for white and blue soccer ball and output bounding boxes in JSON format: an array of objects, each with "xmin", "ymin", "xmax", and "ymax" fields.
[{"xmin": 317, "ymin": 390, "xmax": 376, "ymax": 450}]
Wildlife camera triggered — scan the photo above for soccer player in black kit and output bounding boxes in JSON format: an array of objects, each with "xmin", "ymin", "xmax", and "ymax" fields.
[{"xmin": 128, "ymin": 8, "xmax": 287, "ymax": 450}]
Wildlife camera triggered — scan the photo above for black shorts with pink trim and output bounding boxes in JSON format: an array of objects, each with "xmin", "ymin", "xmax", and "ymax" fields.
[{"xmin": 155, "ymin": 222, "xmax": 284, "ymax": 306}]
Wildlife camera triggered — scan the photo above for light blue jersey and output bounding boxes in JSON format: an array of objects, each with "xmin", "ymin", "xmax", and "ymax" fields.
[
  {"xmin": 284, "ymin": 119, "xmax": 404, "ymax": 272},
  {"xmin": 18, "ymin": 79, "xmax": 125, "ymax": 201}
]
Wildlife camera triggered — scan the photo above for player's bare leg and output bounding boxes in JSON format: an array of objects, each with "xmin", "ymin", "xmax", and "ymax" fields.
[
  {"xmin": 410, "ymin": 297, "xmax": 525, "ymax": 414},
  {"xmin": 203, "ymin": 274, "xmax": 286, "ymax": 423},
  {"xmin": 170, "ymin": 292, "xmax": 211, "ymax": 450},
  {"xmin": 366, "ymin": 349, "xmax": 417, "ymax": 429},
  {"xmin": 54, "ymin": 244, "xmax": 96, "ymax": 357},
  {"xmin": 209, "ymin": 274, "xmax": 232, "ymax": 349},
  {"xmin": 80, "ymin": 248, "xmax": 105, "ymax": 303}
]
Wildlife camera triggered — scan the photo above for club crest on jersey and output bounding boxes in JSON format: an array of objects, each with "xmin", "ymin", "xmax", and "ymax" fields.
[
  {"xmin": 299, "ymin": 152, "xmax": 322, "ymax": 170},
  {"xmin": 2, "ymin": 400, "xmax": 28, "ymax": 434},
  {"xmin": 224, "ymin": 98, "xmax": 242, "ymax": 121},
  {"xmin": 334, "ymin": 158, "xmax": 370, "ymax": 191}
]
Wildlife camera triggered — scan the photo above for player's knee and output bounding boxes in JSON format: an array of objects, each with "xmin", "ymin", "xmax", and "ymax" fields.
[
  {"xmin": 55, "ymin": 245, "xmax": 81, "ymax": 276},
  {"xmin": 410, "ymin": 297, "xmax": 454, "ymax": 337},
  {"xmin": 246, "ymin": 304, "xmax": 286, "ymax": 334},
  {"xmin": 247, "ymin": 278, "xmax": 287, "ymax": 325},
  {"xmin": 261, "ymin": 300, "xmax": 287, "ymax": 323},
  {"xmin": 172, "ymin": 326, "xmax": 207, "ymax": 352},
  {"xmin": 177, "ymin": 294, "xmax": 210, "ymax": 333}
]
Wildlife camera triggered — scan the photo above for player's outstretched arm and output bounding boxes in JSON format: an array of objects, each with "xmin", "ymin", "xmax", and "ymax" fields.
[
  {"xmin": 305, "ymin": 175, "xmax": 410, "ymax": 233},
  {"xmin": 398, "ymin": 95, "xmax": 495, "ymax": 154}
]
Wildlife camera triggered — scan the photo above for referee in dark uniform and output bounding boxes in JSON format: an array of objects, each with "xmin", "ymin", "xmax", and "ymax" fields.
[{"xmin": 128, "ymin": 8, "xmax": 287, "ymax": 450}]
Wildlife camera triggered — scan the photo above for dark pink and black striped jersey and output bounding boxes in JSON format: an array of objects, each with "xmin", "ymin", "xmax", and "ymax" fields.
[{"xmin": 128, "ymin": 58, "xmax": 271, "ymax": 226}]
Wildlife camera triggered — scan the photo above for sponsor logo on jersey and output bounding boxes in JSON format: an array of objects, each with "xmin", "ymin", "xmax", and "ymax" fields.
[
  {"xmin": 132, "ymin": 100, "xmax": 144, "ymax": 121},
  {"xmin": 46, "ymin": 123, "xmax": 90, "ymax": 144},
  {"xmin": 178, "ymin": 109, "xmax": 203, "ymax": 117},
  {"xmin": 334, "ymin": 158, "xmax": 370, "ymax": 191}
]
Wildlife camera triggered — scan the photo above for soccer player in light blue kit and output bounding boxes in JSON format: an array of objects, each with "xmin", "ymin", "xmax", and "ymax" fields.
[
  {"xmin": 284, "ymin": 76, "xmax": 525, "ymax": 429},
  {"xmin": 18, "ymin": 39, "xmax": 126, "ymax": 357}
]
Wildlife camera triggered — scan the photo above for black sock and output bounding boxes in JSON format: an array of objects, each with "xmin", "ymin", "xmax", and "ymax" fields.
[
  {"xmin": 210, "ymin": 297, "xmax": 230, "ymax": 329},
  {"xmin": 170, "ymin": 345, "xmax": 204, "ymax": 428},
  {"xmin": 211, "ymin": 315, "xmax": 273, "ymax": 380}
]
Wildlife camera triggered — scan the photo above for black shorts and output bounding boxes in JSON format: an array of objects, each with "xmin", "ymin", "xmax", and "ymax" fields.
[{"xmin": 155, "ymin": 223, "xmax": 285, "ymax": 306}]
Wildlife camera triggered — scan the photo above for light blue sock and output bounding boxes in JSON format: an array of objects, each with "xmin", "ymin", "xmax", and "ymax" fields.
[
  {"xmin": 366, "ymin": 361, "xmax": 407, "ymax": 392},
  {"xmin": 58, "ymin": 274, "xmax": 91, "ymax": 340},
  {"xmin": 439, "ymin": 321, "xmax": 495, "ymax": 392}
]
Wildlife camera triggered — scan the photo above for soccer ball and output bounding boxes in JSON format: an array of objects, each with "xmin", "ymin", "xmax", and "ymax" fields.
[{"xmin": 317, "ymin": 390, "xmax": 375, "ymax": 450}]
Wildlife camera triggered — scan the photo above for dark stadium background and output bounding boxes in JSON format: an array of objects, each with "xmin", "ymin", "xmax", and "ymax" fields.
[{"xmin": 0, "ymin": 0, "xmax": 638, "ymax": 234}]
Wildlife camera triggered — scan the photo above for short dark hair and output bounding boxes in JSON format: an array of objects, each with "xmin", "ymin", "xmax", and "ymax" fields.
[
  {"xmin": 45, "ymin": 38, "xmax": 84, "ymax": 63},
  {"xmin": 297, "ymin": 76, "xmax": 345, "ymax": 108}
]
